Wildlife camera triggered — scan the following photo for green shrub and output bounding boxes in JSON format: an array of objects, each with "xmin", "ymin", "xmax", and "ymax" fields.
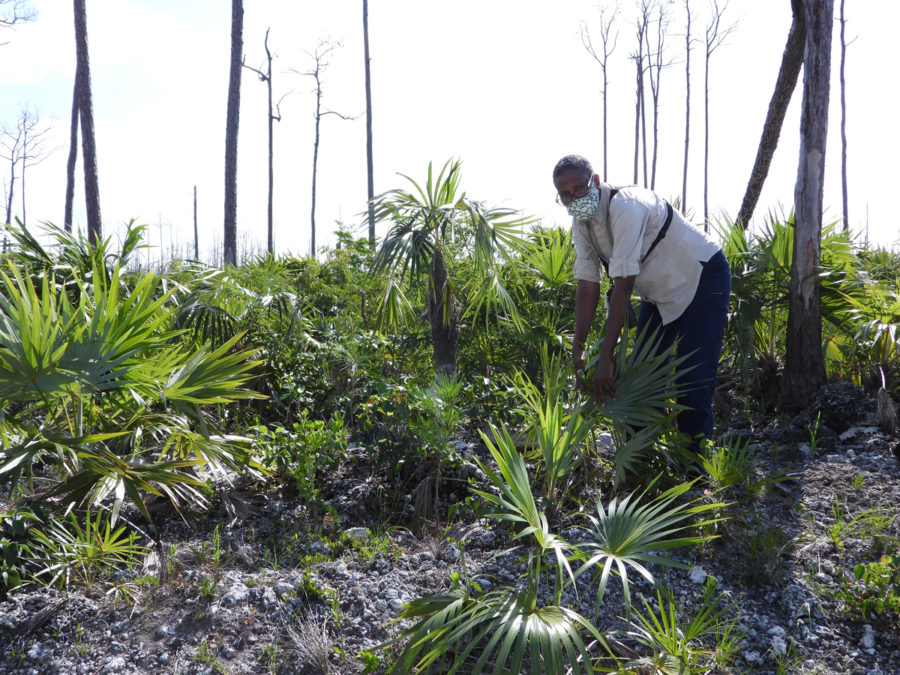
[
  {"xmin": 0, "ymin": 509, "xmax": 37, "ymax": 599},
  {"xmin": 835, "ymin": 555, "xmax": 900, "ymax": 625},
  {"xmin": 255, "ymin": 413, "xmax": 346, "ymax": 501}
]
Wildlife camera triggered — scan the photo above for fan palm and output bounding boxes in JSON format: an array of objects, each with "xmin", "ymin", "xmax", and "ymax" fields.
[
  {"xmin": 716, "ymin": 214, "xmax": 861, "ymax": 387},
  {"xmin": 370, "ymin": 159, "xmax": 532, "ymax": 375},
  {"xmin": 387, "ymin": 423, "xmax": 607, "ymax": 674},
  {"xmin": 0, "ymin": 253, "xmax": 264, "ymax": 524},
  {"xmin": 575, "ymin": 479, "xmax": 723, "ymax": 621}
]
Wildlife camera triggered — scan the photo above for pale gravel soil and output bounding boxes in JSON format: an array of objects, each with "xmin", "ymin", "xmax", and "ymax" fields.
[{"xmin": 1, "ymin": 386, "xmax": 898, "ymax": 675}]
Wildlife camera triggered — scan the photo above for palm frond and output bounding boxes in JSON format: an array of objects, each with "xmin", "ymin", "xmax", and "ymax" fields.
[
  {"xmin": 575, "ymin": 479, "xmax": 725, "ymax": 620},
  {"xmin": 386, "ymin": 585, "xmax": 607, "ymax": 675}
]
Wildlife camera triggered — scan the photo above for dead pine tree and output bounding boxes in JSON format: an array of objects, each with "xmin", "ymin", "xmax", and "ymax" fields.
[
  {"xmin": 362, "ymin": 0, "xmax": 375, "ymax": 243},
  {"xmin": 701, "ymin": 0, "xmax": 736, "ymax": 230},
  {"xmin": 223, "ymin": 0, "xmax": 243, "ymax": 267},
  {"xmin": 17, "ymin": 108, "xmax": 51, "ymax": 228},
  {"xmin": 1, "ymin": 121, "xmax": 22, "ymax": 229},
  {"xmin": 782, "ymin": 0, "xmax": 834, "ymax": 411},
  {"xmin": 292, "ymin": 40, "xmax": 357, "ymax": 259},
  {"xmin": 73, "ymin": 0, "xmax": 102, "ymax": 245},
  {"xmin": 629, "ymin": 7, "xmax": 649, "ymax": 186},
  {"xmin": 736, "ymin": 0, "xmax": 802, "ymax": 229},
  {"xmin": 839, "ymin": 0, "xmax": 853, "ymax": 233},
  {"xmin": 193, "ymin": 185, "xmax": 198, "ymax": 260},
  {"xmin": 243, "ymin": 27, "xmax": 288, "ymax": 256},
  {"xmin": 580, "ymin": 4, "xmax": 619, "ymax": 181},
  {"xmin": 0, "ymin": 0, "xmax": 36, "ymax": 44},
  {"xmin": 681, "ymin": 0, "xmax": 696, "ymax": 210},
  {"xmin": 644, "ymin": 0, "xmax": 672, "ymax": 191},
  {"xmin": 64, "ymin": 64, "xmax": 80, "ymax": 232}
]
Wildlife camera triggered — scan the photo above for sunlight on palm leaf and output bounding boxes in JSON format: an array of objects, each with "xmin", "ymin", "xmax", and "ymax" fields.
[
  {"xmin": 369, "ymin": 159, "xmax": 532, "ymax": 373},
  {"xmin": 575, "ymin": 480, "xmax": 724, "ymax": 621},
  {"xmin": 512, "ymin": 345, "xmax": 596, "ymax": 504},
  {"xmin": 375, "ymin": 276, "xmax": 414, "ymax": 333},
  {"xmin": 387, "ymin": 585, "xmax": 607, "ymax": 675},
  {"xmin": 579, "ymin": 324, "xmax": 693, "ymax": 484},
  {"xmin": 623, "ymin": 581, "xmax": 728, "ymax": 674},
  {"xmin": 524, "ymin": 227, "xmax": 575, "ymax": 290},
  {"xmin": 0, "ymin": 252, "xmax": 266, "ymax": 524}
]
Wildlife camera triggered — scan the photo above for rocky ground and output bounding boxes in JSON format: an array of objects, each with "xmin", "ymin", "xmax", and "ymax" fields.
[{"xmin": 1, "ymin": 383, "xmax": 899, "ymax": 675}]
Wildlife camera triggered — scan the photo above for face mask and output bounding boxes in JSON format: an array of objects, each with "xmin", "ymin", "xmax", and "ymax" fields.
[{"xmin": 566, "ymin": 181, "xmax": 600, "ymax": 220}]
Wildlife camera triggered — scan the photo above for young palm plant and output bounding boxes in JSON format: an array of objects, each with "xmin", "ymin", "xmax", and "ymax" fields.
[
  {"xmin": 0, "ymin": 247, "xmax": 264, "ymax": 524},
  {"xmin": 580, "ymin": 323, "xmax": 694, "ymax": 485},
  {"xmin": 513, "ymin": 345, "xmax": 596, "ymax": 512},
  {"xmin": 619, "ymin": 579, "xmax": 733, "ymax": 674},
  {"xmin": 575, "ymin": 478, "xmax": 724, "ymax": 622},
  {"xmin": 386, "ymin": 423, "xmax": 607, "ymax": 674},
  {"xmin": 370, "ymin": 159, "xmax": 532, "ymax": 376}
]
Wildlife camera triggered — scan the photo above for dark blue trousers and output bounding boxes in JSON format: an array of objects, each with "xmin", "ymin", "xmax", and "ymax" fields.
[{"xmin": 636, "ymin": 250, "xmax": 731, "ymax": 449}]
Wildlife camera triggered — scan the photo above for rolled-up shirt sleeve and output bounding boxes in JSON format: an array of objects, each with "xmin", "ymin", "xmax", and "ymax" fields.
[
  {"xmin": 607, "ymin": 197, "xmax": 648, "ymax": 278},
  {"xmin": 572, "ymin": 218, "xmax": 604, "ymax": 283}
]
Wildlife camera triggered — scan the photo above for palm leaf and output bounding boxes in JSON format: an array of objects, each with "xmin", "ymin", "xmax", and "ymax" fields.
[
  {"xmin": 386, "ymin": 586, "xmax": 606, "ymax": 675},
  {"xmin": 575, "ymin": 479, "xmax": 725, "ymax": 621}
]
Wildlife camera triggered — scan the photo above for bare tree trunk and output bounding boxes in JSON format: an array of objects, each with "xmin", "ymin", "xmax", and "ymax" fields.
[
  {"xmin": 632, "ymin": 55, "xmax": 641, "ymax": 184},
  {"xmin": 839, "ymin": 0, "xmax": 849, "ymax": 232},
  {"xmin": 782, "ymin": 0, "xmax": 833, "ymax": 411},
  {"xmin": 244, "ymin": 28, "xmax": 282, "ymax": 255},
  {"xmin": 632, "ymin": 9, "xmax": 648, "ymax": 186},
  {"xmin": 193, "ymin": 185, "xmax": 198, "ymax": 260},
  {"xmin": 702, "ymin": 0, "xmax": 735, "ymax": 230},
  {"xmin": 645, "ymin": 0, "xmax": 668, "ymax": 191},
  {"xmin": 311, "ymin": 90, "xmax": 320, "ymax": 258},
  {"xmin": 15, "ymin": 109, "xmax": 50, "ymax": 231},
  {"xmin": 736, "ymin": 0, "xmax": 804, "ymax": 228},
  {"xmin": 223, "ymin": 0, "xmax": 243, "ymax": 267},
  {"xmin": 64, "ymin": 66, "xmax": 79, "ymax": 232},
  {"xmin": 296, "ymin": 41, "xmax": 353, "ymax": 259},
  {"xmin": 640, "ymin": 62, "xmax": 648, "ymax": 188},
  {"xmin": 4, "ymin": 150, "xmax": 13, "ymax": 227},
  {"xmin": 429, "ymin": 244, "xmax": 458, "ymax": 376},
  {"xmin": 265, "ymin": 29, "xmax": 274, "ymax": 254},
  {"xmin": 703, "ymin": 45, "xmax": 710, "ymax": 226},
  {"xmin": 682, "ymin": 0, "xmax": 692, "ymax": 210},
  {"xmin": 73, "ymin": 0, "xmax": 101, "ymax": 245},
  {"xmin": 20, "ymin": 120, "xmax": 25, "ymax": 227},
  {"xmin": 363, "ymin": 0, "xmax": 375, "ymax": 242},
  {"xmin": 581, "ymin": 7, "xmax": 618, "ymax": 181}
]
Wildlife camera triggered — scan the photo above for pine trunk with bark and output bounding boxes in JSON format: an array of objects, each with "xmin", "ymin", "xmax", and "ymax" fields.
[
  {"xmin": 223, "ymin": 0, "xmax": 243, "ymax": 267},
  {"xmin": 265, "ymin": 28, "xmax": 274, "ymax": 254},
  {"xmin": 4, "ymin": 151, "xmax": 13, "ymax": 228},
  {"xmin": 736, "ymin": 0, "xmax": 805, "ymax": 228},
  {"xmin": 64, "ymin": 66, "xmax": 79, "ymax": 232},
  {"xmin": 839, "ymin": 0, "xmax": 849, "ymax": 232},
  {"xmin": 310, "ymin": 103, "xmax": 320, "ymax": 258},
  {"xmin": 363, "ymin": 0, "xmax": 375, "ymax": 243},
  {"xmin": 782, "ymin": 0, "xmax": 833, "ymax": 411},
  {"xmin": 682, "ymin": 0, "xmax": 691, "ymax": 211},
  {"xmin": 428, "ymin": 245, "xmax": 458, "ymax": 377},
  {"xmin": 73, "ymin": 0, "xmax": 101, "ymax": 245},
  {"xmin": 632, "ymin": 56, "xmax": 641, "ymax": 184},
  {"xmin": 193, "ymin": 185, "xmax": 198, "ymax": 260}
]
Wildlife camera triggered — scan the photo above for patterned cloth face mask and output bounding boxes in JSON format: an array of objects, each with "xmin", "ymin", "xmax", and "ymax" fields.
[{"xmin": 566, "ymin": 181, "xmax": 600, "ymax": 220}]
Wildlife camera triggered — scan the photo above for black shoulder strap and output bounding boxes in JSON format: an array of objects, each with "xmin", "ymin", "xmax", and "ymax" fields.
[
  {"xmin": 640, "ymin": 202, "xmax": 673, "ymax": 264},
  {"xmin": 602, "ymin": 188, "xmax": 673, "ymax": 271}
]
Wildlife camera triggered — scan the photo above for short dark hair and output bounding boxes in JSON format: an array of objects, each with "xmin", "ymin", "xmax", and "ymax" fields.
[{"xmin": 553, "ymin": 155, "xmax": 593, "ymax": 181}]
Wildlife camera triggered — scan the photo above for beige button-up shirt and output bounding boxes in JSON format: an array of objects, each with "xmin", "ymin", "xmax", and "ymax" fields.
[{"xmin": 572, "ymin": 183, "xmax": 721, "ymax": 324}]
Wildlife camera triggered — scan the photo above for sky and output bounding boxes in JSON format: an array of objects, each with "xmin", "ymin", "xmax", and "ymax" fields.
[{"xmin": 1, "ymin": 0, "xmax": 898, "ymax": 266}]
